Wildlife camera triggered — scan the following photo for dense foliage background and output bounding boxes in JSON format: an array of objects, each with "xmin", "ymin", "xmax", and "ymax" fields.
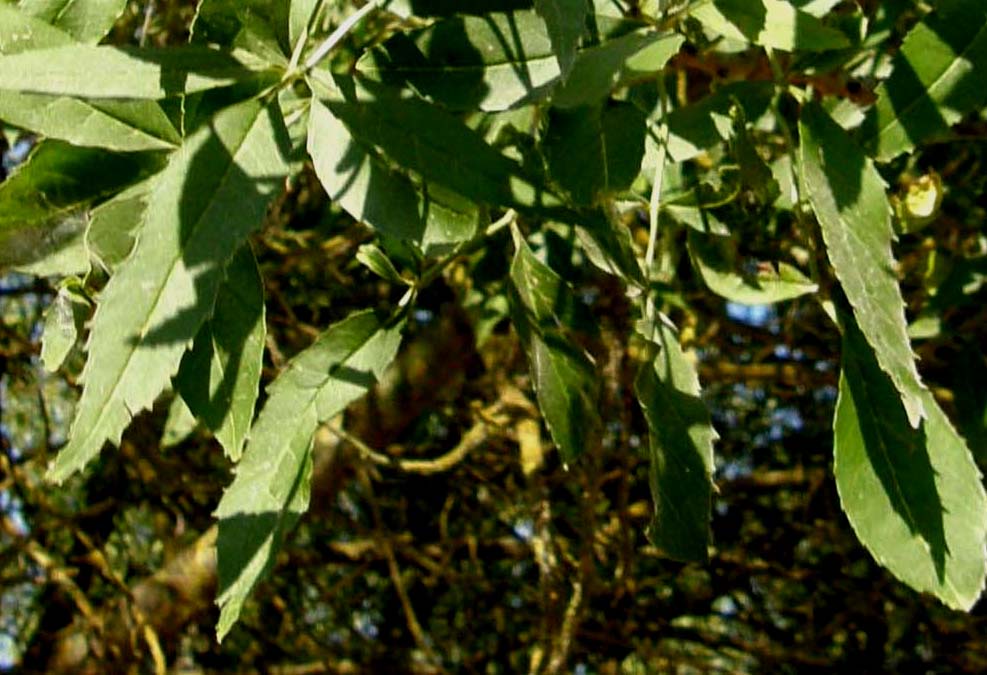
[{"xmin": 1, "ymin": 0, "xmax": 987, "ymax": 672}]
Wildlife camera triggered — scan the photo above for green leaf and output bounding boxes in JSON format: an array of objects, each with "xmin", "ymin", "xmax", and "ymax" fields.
[
  {"xmin": 192, "ymin": 0, "xmax": 291, "ymax": 55},
  {"xmin": 175, "ymin": 246, "xmax": 266, "ymax": 461},
  {"xmin": 47, "ymin": 98, "xmax": 288, "ymax": 483},
  {"xmin": 358, "ymin": 10, "xmax": 561, "ymax": 111},
  {"xmin": 533, "ymin": 0, "xmax": 587, "ymax": 78},
  {"xmin": 215, "ymin": 310, "xmax": 405, "ymax": 640},
  {"xmin": 0, "ymin": 140, "xmax": 163, "ymax": 271},
  {"xmin": 552, "ymin": 31, "xmax": 683, "ymax": 109},
  {"xmin": 510, "ymin": 229, "xmax": 601, "ymax": 463},
  {"xmin": 799, "ymin": 102, "xmax": 926, "ymax": 427},
  {"xmin": 543, "ymin": 102, "xmax": 646, "ymax": 205},
  {"xmin": 289, "ymin": 0, "xmax": 320, "ymax": 48},
  {"xmin": 0, "ymin": 93, "xmax": 181, "ymax": 151},
  {"xmin": 86, "ymin": 177, "xmax": 155, "ymax": 272},
  {"xmin": 635, "ymin": 317, "xmax": 717, "ymax": 563},
  {"xmin": 687, "ymin": 230, "xmax": 817, "ymax": 305},
  {"xmin": 663, "ymin": 82, "xmax": 774, "ymax": 162},
  {"xmin": 0, "ymin": 3, "xmax": 74, "ymax": 53},
  {"xmin": 41, "ymin": 281, "xmax": 90, "ymax": 372},
  {"xmin": 161, "ymin": 394, "xmax": 198, "ymax": 449},
  {"xmin": 691, "ymin": 0, "xmax": 850, "ymax": 52},
  {"xmin": 0, "ymin": 45, "xmax": 279, "ymax": 99},
  {"xmin": 311, "ymin": 77, "xmax": 560, "ymax": 214},
  {"xmin": 860, "ymin": 0, "xmax": 987, "ymax": 162},
  {"xmin": 575, "ymin": 212, "xmax": 643, "ymax": 286},
  {"xmin": 307, "ymin": 96, "xmax": 481, "ymax": 249},
  {"xmin": 17, "ymin": 0, "xmax": 127, "ymax": 44},
  {"xmin": 835, "ymin": 309, "xmax": 987, "ymax": 611}
]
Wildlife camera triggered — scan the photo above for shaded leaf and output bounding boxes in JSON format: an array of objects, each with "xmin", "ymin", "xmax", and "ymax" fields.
[
  {"xmin": 41, "ymin": 281, "xmax": 89, "ymax": 372},
  {"xmin": 860, "ymin": 0, "xmax": 987, "ymax": 162},
  {"xmin": 48, "ymin": 98, "xmax": 288, "ymax": 483},
  {"xmin": 799, "ymin": 102, "xmax": 926, "ymax": 427},
  {"xmin": 175, "ymin": 246, "xmax": 266, "ymax": 461},
  {"xmin": 311, "ymin": 76, "xmax": 560, "ymax": 215},
  {"xmin": 543, "ymin": 101, "xmax": 646, "ymax": 205},
  {"xmin": 307, "ymin": 96, "xmax": 481, "ymax": 250},
  {"xmin": 687, "ymin": 230, "xmax": 817, "ymax": 304},
  {"xmin": 510, "ymin": 229, "xmax": 600, "ymax": 463},
  {"xmin": 0, "ymin": 44, "xmax": 279, "ymax": 99},
  {"xmin": 86, "ymin": 177, "xmax": 155, "ymax": 272},
  {"xmin": 553, "ymin": 31, "xmax": 683, "ymax": 109},
  {"xmin": 835, "ymin": 308, "xmax": 987, "ymax": 611},
  {"xmin": 0, "ymin": 140, "xmax": 163, "ymax": 271},
  {"xmin": 663, "ymin": 82, "xmax": 774, "ymax": 162},
  {"xmin": 17, "ymin": 0, "xmax": 127, "ymax": 44},
  {"xmin": 192, "ymin": 0, "xmax": 291, "ymax": 55},
  {"xmin": 691, "ymin": 0, "xmax": 850, "ymax": 52},
  {"xmin": 289, "ymin": 0, "xmax": 320, "ymax": 48},
  {"xmin": 635, "ymin": 317, "xmax": 717, "ymax": 562},
  {"xmin": 216, "ymin": 310, "xmax": 405, "ymax": 640},
  {"xmin": 358, "ymin": 10, "xmax": 560, "ymax": 112},
  {"xmin": 533, "ymin": 0, "xmax": 587, "ymax": 77}
]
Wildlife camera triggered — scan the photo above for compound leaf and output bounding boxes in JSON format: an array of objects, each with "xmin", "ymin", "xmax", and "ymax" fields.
[{"xmin": 48, "ymin": 98, "xmax": 288, "ymax": 483}]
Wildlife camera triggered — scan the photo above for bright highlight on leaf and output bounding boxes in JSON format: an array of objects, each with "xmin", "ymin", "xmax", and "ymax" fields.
[
  {"xmin": 215, "ymin": 310, "xmax": 405, "ymax": 640},
  {"xmin": 799, "ymin": 102, "xmax": 927, "ymax": 428},
  {"xmin": 48, "ymin": 98, "xmax": 288, "ymax": 483},
  {"xmin": 835, "ymin": 310, "xmax": 987, "ymax": 611}
]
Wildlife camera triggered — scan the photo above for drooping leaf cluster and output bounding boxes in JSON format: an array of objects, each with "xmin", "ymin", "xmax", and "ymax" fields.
[{"xmin": 1, "ymin": 0, "xmax": 986, "ymax": 640}]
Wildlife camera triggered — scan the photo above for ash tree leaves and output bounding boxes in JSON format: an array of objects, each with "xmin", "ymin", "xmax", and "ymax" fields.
[
  {"xmin": 48, "ymin": 98, "xmax": 289, "ymax": 483},
  {"xmin": 216, "ymin": 310, "xmax": 405, "ymax": 640},
  {"xmin": 835, "ymin": 309, "xmax": 987, "ymax": 611},
  {"xmin": 799, "ymin": 103, "xmax": 927, "ymax": 428},
  {"xmin": 860, "ymin": 0, "xmax": 987, "ymax": 162},
  {"xmin": 4, "ymin": 0, "xmax": 987, "ymax": 644},
  {"xmin": 635, "ymin": 317, "xmax": 717, "ymax": 563},
  {"xmin": 509, "ymin": 228, "xmax": 601, "ymax": 464}
]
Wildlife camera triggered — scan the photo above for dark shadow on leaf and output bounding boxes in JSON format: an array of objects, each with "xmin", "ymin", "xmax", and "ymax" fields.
[{"xmin": 840, "ymin": 306, "xmax": 948, "ymax": 579}]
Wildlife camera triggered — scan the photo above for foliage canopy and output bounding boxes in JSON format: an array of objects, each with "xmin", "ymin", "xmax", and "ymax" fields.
[{"xmin": 1, "ymin": 0, "xmax": 987, "ymax": 670}]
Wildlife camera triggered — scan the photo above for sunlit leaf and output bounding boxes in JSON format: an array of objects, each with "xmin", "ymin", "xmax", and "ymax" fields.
[
  {"xmin": 691, "ymin": 0, "xmax": 850, "ymax": 52},
  {"xmin": 175, "ymin": 246, "xmax": 266, "ymax": 461},
  {"xmin": 48, "ymin": 98, "xmax": 288, "ymax": 483},
  {"xmin": 799, "ymin": 102, "xmax": 926, "ymax": 427},
  {"xmin": 216, "ymin": 310, "xmax": 405, "ymax": 640},
  {"xmin": 17, "ymin": 0, "xmax": 127, "ymax": 44},
  {"xmin": 835, "ymin": 309, "xmax": 987, "ymax": 611},
  {"xmin": 861, "ymin": 0, "xmax": 987, "ymax": 162}
]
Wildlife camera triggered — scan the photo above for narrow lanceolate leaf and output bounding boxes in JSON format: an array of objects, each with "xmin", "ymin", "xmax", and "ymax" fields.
[
  {"xmin": 215, "ymin": 310, "xmax": 405, "ymax": 640},
  {"xmin": 314, "ymin": 77, "xmax": 561, "ymax": 214},
  {"xmin": 0, "ymin": 140, "xmax": 163, "ymax": 270},
  {"xmin": 0, "ymin": 93, "xmax": 180, "ymax": 151},
  {"xmin": 358, "ymin": 10, "xmax": 560, "ymax": 111},
  {"xmin": 635, "ymin": 318, "xmax": 717, "ymax": 563},
  {"xmin": 48, "ymin": 99, "xmax": 288, "ymax": 483},
  {"xmin": 533, "ymin": 0, "xmax": 587, "ymax": 78},
  {"xmin": 691, "ymin": 0, "xmax": 850, "ymax": 52},
  {"xmin": 861, "ymin": 0, "xmax": 987, "ymax": 162},
  {"xmin": 687, "ymin": 231, "xmax": 817, "ymax": 305},
  {"xmin": 0, "ymin": 45, "xmax": 278, "ymax": 99},
  {"xmin": 307, "ymin": 96, "xmax": 480, "ymax": 248},
  {"xmin": 289, "ymin": 0, "xmax": 321, "ymax": 47},
  {"xmin": 17, "ymin": 0, "xmax": 128, "ymax": 44},
  {"xmin": 799, "ymin": 103, "xmax": 926, "ymax": 427},
  {"xmin": 835, "ymin": 310, "xmax": 987, "ymax": 611},
  {"xmin": 510, "ymin": 230, "xmax": 601, "ymax": 463},
  {"xmin": 175, "ymin": 246, "xmax": 266, "ymax": 461}
]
